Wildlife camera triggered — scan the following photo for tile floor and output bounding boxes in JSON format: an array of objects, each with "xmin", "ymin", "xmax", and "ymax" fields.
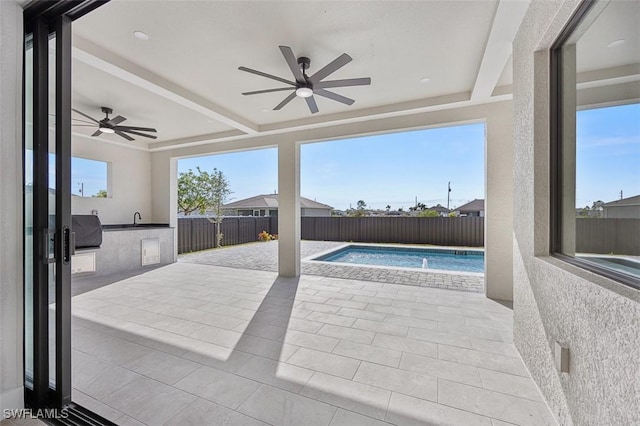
[{"xmin": 69, "ymin": 263, "xmax": 556, "ymax": 426}]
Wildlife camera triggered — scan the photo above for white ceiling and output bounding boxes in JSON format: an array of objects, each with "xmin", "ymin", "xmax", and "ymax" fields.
[
  {"xmin": 65, "ymin": 0, "xmax": 538, "ymax": 150},
  {"xmin": 70, "ymin": 0, "xmax": 533, "ymax": 149}
]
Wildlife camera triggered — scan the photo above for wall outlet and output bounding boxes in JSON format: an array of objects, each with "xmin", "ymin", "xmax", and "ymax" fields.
[{"xmin": 555, "ymin": 342, "xmax": 570, "ymax": 373}]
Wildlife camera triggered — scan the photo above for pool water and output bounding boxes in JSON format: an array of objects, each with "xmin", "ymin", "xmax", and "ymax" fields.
[{"xmin": 315, "ymin": 245, "xmax": 484, "ymax": 273}]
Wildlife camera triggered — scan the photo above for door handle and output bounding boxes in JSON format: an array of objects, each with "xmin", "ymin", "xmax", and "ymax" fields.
[
  {"xmin": 43, "ymin": 229, "xmax": 55, "ymax": 264},
  {"xmin": 63, "ymin": 227, "xmax": 71, "ymax": 264}
]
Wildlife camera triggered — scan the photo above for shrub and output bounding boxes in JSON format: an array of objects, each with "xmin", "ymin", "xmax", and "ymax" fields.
[{"xmin": 258, "ymin": 230, "xmax": 273, "ymax": 242}]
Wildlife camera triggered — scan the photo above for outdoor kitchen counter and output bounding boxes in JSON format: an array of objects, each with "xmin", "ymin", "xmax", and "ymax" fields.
[{"xmin": 72, "ymin": 225, "xmax": 175, "ymax": 276}]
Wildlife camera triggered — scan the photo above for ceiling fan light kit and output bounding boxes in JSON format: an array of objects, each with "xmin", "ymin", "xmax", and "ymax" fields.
[
  {"xmin": 71, "ymin": 106, "xmax": 158, "ymax": 141},
  {"xmin": 239, "ymin": 45, "xmax": 371, "ymax": 114}
]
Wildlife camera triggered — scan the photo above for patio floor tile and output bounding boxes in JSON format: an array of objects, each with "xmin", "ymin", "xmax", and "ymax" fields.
[
  {"xmin": 437, "ymin": 379, "xmax": 557, "ymax": 426},
  {"xmin": 164, "ymin": 398, "xmax": 268, "ymax": 426},
  {"xmin": 353, "ymin": 361, "xmax": 438, "ymax": 402},
  {"xmin": 386, "ymin": 392, "xmax": 493, "ymax": 426},
  {"xmin": 317, "ymin": 323, "xmax": 376, "ymax": 344},
  {"xmin": 372, "ymin": 333, "xmax": 438, "ymax": 358},
  {"xmin": 399, "ymin": 351, "xmax": 483, "ymax": 387},
  {"xmin": 329, "ymin": 408, "xmax": 393, "ymax": 426},
  {"xmin": 332, "ymin": 340, "xmax": 402, "ymax": 368},
  {"xmin": 121, "ymin": 350, "xmax": 200, "ymax": 386},
  {"xmin": 286, "ymin": 347, "xmax": 361, "ymax": 379},
  {"xmin": 70, "ymin": 262, "xmax": 555, "ymax": 425},
  {"xmin": 101, "ymin": 376, "xmax": 196, "ymax": 425},
  {"xmin": 173, "ymin": 365, "xmax": 260, "ymax": 409},
  {"xmin": 301, "ymin": 372, "xmax": 391, "ymax": 420},
  {"xmin": 238, "ymin": 384, "xmax": 337, "ymax": 426}
]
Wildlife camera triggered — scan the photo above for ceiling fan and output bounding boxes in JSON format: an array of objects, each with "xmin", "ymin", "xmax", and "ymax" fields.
[
  {"xmin": 71, "ymin": 107, "xmax": 158, "ymax": 141},
  {"xmin": 239, "ymin": 46, "xmax": 371, "ymax": 114}
]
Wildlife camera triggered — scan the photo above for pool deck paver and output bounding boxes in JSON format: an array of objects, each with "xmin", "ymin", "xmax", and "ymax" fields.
[{"xmin": 180, "ymin": 241, "xmax": 485, "ymax": 293}]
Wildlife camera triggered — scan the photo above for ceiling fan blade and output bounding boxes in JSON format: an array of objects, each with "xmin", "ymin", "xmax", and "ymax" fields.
[
  {"xmin": 309, "ymin": 53, "xmax": 352, "ymax": 84},
  {"xmin": 279, "ymin": 46, "xmax": 305, "ymax": 83},
  {"xmin": 316, "ymin": 77, "xmax": 371, "ymax": 89},
  {"xmin": 72, "ymin": 108, "xmax": 99, "ymax": 123},
  {"xmin": 71, "ymin": 124, "xmax": 98, "ymax": 127},
  {"xmin": 274, "ymin": 92, "xmax": 297, "ymax": 110},
  {"xmin": 91, "ymin": 129, "xmax": 102, "ymax": 137},
  {"xmin": 108, "ymin": 115, "xmax": 126, "ymax": 126},
  {"xmin": 314, "ymin": 88, "xmax": 355, "ymax": 106},
  {"xmin": 239, "ymin": 66, "xmax": 296, "ymax": 86},
  {"xmin": 306, "ymin": 96, "xmax": 319, "ymax": 114},
  {"xmin": 118, "ymin": 129, "xmax": 158, "ymax": 139},
  {"xmin": 72, "ymin": 117, "xmax": 98, "ymax": 124},
  {"xmin": 114, "ymin": 126, "xmax": 157, "ymax": 132},
  {"xmin": 115, "ymin": 130, "xmax": 134, "ymax": 141},
  {"xmin": 242, "ymin": 87, "xmax": 294, "ymax": 96}
]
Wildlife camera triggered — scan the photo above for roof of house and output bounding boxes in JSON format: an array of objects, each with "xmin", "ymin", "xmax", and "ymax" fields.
[
  {"xmin": 603, "ymin": 195, "xmax": 640, "ymax": 207},
  {"xmin": 223, "ymin": 194, "xmax": 333, "ymax": 210},
  {"xmin": 456, "ymin": 199, "xmax": 485, "ymax": 212},
  {"xmin": 429, "ymin": 204, "xmax": 450, "ymax": 213}
]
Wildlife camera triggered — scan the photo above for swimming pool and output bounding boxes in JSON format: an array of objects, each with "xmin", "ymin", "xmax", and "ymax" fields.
[{"xmin": 314, "ymin": 245, "xmax": 484, "ymax": 273}]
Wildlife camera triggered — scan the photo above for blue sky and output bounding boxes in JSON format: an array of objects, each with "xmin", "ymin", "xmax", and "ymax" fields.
[
  {"xmin": 38, "ymin": 103, "xmax": 636, "ymax": 209},
  {"xmin": 179, "ymin": 123, "xmax": 485, "ymax": 211},
  {"xmin": 576, "ymin": 103, "xmax": 640, "ymax": 207}
]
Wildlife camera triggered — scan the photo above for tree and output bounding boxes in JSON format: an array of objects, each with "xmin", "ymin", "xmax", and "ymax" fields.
[
  {"xmin": 93, "ymin": 189, "xmax": 107, "ymax": 198},
  {"xmin": 178, "ymin": 167, "xmax": 232, "ymax": 246},
  {"xmin": 351, "ymin": 200, "xmax": 367, "ymax": 217},
  {"xmin": 178, "ymin": 168, "xmax": 206, "ymax": 215},
  {"xmin": 386, "ymin": 205, "xmax": 391, "ymax": 213},
  {"xmin": 418, "ymin": 209, "xmax": 439, "ymax": 217},
  {"xmin": 204, "ymin": 169, "xmax": 232, "ymax": 247}
]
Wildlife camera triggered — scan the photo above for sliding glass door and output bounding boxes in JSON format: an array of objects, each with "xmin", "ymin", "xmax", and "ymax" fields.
[{"xmin": 23, "ymin": 1, "xmax": 106, "ymax": 412}]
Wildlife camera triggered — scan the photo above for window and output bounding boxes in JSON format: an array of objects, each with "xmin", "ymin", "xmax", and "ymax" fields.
[
  {"xmin": 71, "ymin": 157, "xmax": 109, "ymax": 198},
  {"xmin": 551, "ymin": 1, "xmax": 640, "ymax": 287},
  {"xmin": 24, "ymin": 154, "xmax": 109, "ymax": 198}
]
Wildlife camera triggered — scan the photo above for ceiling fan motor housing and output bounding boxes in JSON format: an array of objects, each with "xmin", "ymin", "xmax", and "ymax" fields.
[{"xmin": 297, "ymin": 56, "xmax": 311, "ymax": 72}]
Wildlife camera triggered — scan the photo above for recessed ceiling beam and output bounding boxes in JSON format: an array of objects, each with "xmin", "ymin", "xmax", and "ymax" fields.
[
  {"xmin": 471, "ymin": 0, "xmax": 530, "ymax": 101},
  {"xmin": 72, "ymin": 36, "xmax": 258, "ymax": 134}
]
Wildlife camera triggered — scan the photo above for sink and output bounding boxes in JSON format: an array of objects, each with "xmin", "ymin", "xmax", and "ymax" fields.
[{"xmin": 102, "ymin": 223, "xmax": 170, "ymax": 229}]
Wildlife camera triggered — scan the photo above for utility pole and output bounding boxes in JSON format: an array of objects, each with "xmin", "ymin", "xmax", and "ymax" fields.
[
  {"xmin": 78, "ymin": 182, "xmax": 84, "ymax": 197},
  {"xmin": 447, "ymin": 182, "xmax": 451, "ymax": 211},
  {"xmin": 620, "ymin": 190, "xmax": 623, "ymax": 200}
]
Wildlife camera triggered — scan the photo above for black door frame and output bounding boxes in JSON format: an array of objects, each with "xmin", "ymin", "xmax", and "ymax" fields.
[{"xmin": 23, "ymin": 0, "xmax": 109, "ymax": 411}]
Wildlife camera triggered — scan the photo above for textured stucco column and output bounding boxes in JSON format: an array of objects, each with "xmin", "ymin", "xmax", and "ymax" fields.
[
  {"xmin": 0, "ymin": 0, "xmax": 25, "ymax": 412},
  {"xmin": 485, "ymin": 105, "xmax": 514, "ymax": 301},
  {"xmin": 277, "ymin": 140, "xmax": 300, "ymax": 277},
  {"xmin": 150, "ymin": 152, "xmax": 178, "ymax": 261}
]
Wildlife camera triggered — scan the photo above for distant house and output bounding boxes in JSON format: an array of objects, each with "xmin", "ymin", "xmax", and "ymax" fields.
[
  {"xmin": 456, "ymin": 199, "xmax": 485, "ymax": 217},
  {"xmin": 222, "ymin": 194, "xmax": 333, "ymax": 217},
  {"xmin": 429, "ymin": 204, "xmax": 451, "ymax": 217},
  {"xmin": 603, "ymin": 195, "xmax": 640, "ymax": 219}
]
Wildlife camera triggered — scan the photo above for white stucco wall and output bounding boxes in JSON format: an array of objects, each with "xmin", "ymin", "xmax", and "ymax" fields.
[
  {"xmin": 151, "ymin": 101, "xmax": 515, "ymax": 299},
  {"xmin": 72, "ymin": 136, "xmax": 152, "ymax": 225},
  {"xmin": 513, "ymin": 1, "xmax": 640, "ymax": 425},
  {"xmin": 0, "ymin": 0, "xmax": 25, "ymax": 412}
]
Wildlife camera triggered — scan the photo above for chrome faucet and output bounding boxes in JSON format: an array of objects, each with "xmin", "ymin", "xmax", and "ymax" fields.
[{"xmin": 133, "ymin": 211, "xmax": 142, "ymax": 226}]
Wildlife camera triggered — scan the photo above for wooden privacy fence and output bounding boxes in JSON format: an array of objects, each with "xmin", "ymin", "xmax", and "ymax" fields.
[
  {"xmin": 178, "ymin": 217, "xmax": 640, "ymax": 255},
  {"xmin": 178, "ymin": 216, "xmax": 483, "ymax": 254},
  {"xmin": 178, "ymin": 217, "xmax": 275, "ymax": 253},
  {"xmin": 576, "ymin": 218, "xmax": 640, "ymax": 255},
  {"xmin": 300, "ymin": 217, "xmax": 484, "ymax": 246}
]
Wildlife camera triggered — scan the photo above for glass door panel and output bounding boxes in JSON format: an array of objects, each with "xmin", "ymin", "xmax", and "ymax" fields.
[{"xmin": 24, "ymin": 33, "xmax": 34, "ymax": 391}]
